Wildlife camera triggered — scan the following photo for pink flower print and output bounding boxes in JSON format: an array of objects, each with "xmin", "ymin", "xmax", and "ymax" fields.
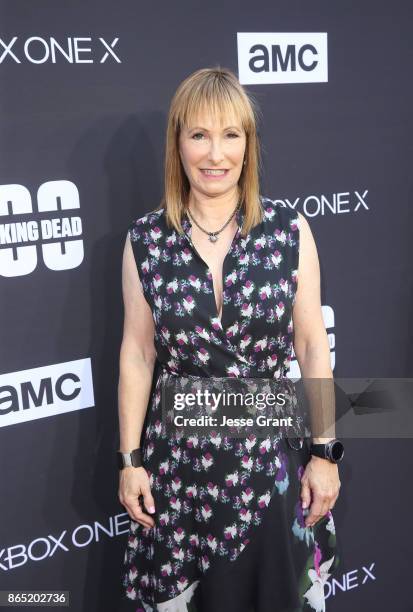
[
  {"xmin": 274, "ymin": 228, "xmax": 287, "ymax": 245},
  {"xmin": 245, "ymin": 434, "xmax": 257, "ymax": 451},
  {"xmin": 176, "ymin": 331, "xmax": 189, "ymax": 346},
  {"xmin": 128, "ymin": 565, "xmax": 138, "ymax": 582},
  {"xmin": 160, "ymin": 327, "xmax": 170, "ymax": 341},
  {"xmin": 266, "ymin": 354, "xmax": 278, "ymax": 369},
  {"xmin": 275, "ymin": 301, "xmax": 285, "ymax": 319},
  {"xmin": 207, "ymin": 482, "xmax": 219, "ymax": 499},
  {"xmin": 154, "ymin": 420, "xmax": 162, "ymax": 436},
  {"xmin": 128, "ymin": 535, "xmax": 138, "ymax": 550},
  {"xmin": 166, "ymin": 234, "xmax": 176, "ymax": 248},
  {"xmin": 241, "ymin": 487, "xmax": 254, "ymax": 504},
  {"xmin": 258, "ymin": 491, "xmax": 271, "ymax": 508},
  {"xmin": 159, "ymin": 512, "xmax": 170, "ymax": 526},
  {"xmin": 259, "ymin": 284, "xmax": 272, "ymax": 300},
  {"xmin": 197, "ymin": 348, "xmax": 210, "ymax": 364},
  {"xmin": 226, "ymin": 363, "xmax": 241, "ymax": 377},
  {"xmin": 303, "ymin": 550, "xmax": 335, "ymax": 612},
  {"xmin": 264, "ymin": 206, "xmax": 276, "ymax": 221},
  {"xmin": 141, "ymin": 258, "xmax": 150, "ymax": 274},
  {"xmin": 207, "ymin": 534, "xmax": 218, "ymax": 552},
  {"xmin": 226, "ymin": 321, "xmax": 239, "ymax": 339},
  {"xmin": 125, "ymin": 585, "xmax": 137, "ymax": 600},
  {"xmin": 139, "ymin": 573, "xmax": 150, "ymax": 587},
  {"xmin": 189, "ymin": 534, "xmax": 199, "ymax": 547},
  {"xmin": 181, "ymin": 248, "xmax": 193, "ymax": 264},
  {"xmin": 241, "ymin": 280, "xmax": 254, "ymax": 298},
  {"xmin": 186, "ymin": 435, "xmax": 199, "ymax": 448},
  {"xmin": 241, "ymin": 302, "xmax": 253, "ymax": 318},
  {"xmin": 241, "ymin": 455, "xmax": 253, "ymax": 470},
  {"xmin": 239, "ymin": 252, "xmax": 250, "ymax": 265},
  {"xmin": 201, "ymin": 504, "xmax": 212, "ymax": 521},
  {"xmin": 253, "ymin": 337, "xmax": 268, "ymax": 352},
  {"xmin": 254, "ymin": 236, "xmax": 266, "ymax": 250},
  {"xmin": 290, "ymin": 217, "xmax": 299, "ymax": 231},
  {"xmin": 159, "ymin": 459, "xmax": 170, "ymax": 475},
  {"xmin": 166, "ymin": 279, "xmax": 178, "ymax": 294},
  {"xmin": 224, "ymin": 524, "xmax": 237, "ymax": 539},
  {"xmin": 271, "ymin": 250, "xmax": 282, "ymax": 267},
  {"xmin": 172, "ymin": 546, "xmax": 184, "ymax": 561},
  {"xmin": 225, "ymin": 270, "xmax": 237, "ymax": 287},
  {"xmin": 173, "ymin": 527, "xmax": 185, "ymax": 543},
  {"xmin": 201, "ymin": 452, "xmax": 214, "ymax": 470},
  {"xmin": 171, "ymin": 446, "xmax": 181, "ymax": 461},
  {"xmin": 201, "ymin": 555, "xmax": 210, "ymax": 571},
  {"xmin": 185, "ymin": 485, "xmax": 197, "ymax": 498},
  {"xmin": 171, "ymin": 476, "xmax": 182, "ymax": 494},
  {"xmin": 239, "ymin": 508, "xmax": 252, "ymax": 523},
  {"xmin": 259, "ymin": 438, "xmax": 271, "ymax": 454},
  {"xmin": 177, "ymin": 576, "xmax": 189, "ymax": 592},
  {"xmin": 211, "ymin": 316, "xmax": 223, "ymax": 331},
  {"xmin": 225, "ymin": 470, "xmax": 239, "ymax": 487},
  {"xmin": 148, "ymin": 244, "xmax": 160, "ymax": 258},
  {"xmin": 170, "ymin": 497, "xmax": 182, "ymax": 512},
  {"xmin": 239, "ymin": 335, "xmax": 252, "ymax": 352},
  {"xmin": 195, "ymin": 325, "xmax": 210, "ymax": 341},
  {"xmin": 149, "ymin": 226, "xmax": 162, "ymax": 242},
  {"xmin": 279, "ymin": 278, "xmax": 289, "ymax": 295},
  {"xmin": 188, "ymin": 274, "xmax": 201, "ymax": 290},
  {"xmin": 161, "ymin": 561, "xmax": 172, "ymax": 576},
  {"xmin": 183, "ymin": 295, "xmax": 195, "ymax": 314},
  {"xmin": 209, "ymin": 431, "xmax": 222, "ymax": 447}
]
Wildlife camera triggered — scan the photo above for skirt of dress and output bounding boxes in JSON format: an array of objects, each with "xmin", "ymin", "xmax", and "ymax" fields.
[{"xmin": 117, "ymin": 437, "xmax": 340, "ymax": 612}]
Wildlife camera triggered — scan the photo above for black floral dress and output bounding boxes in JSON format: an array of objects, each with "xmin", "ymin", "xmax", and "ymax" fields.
[{"xmin": 119, "ymin": 196, "xmax": 339, "ymax": 612}]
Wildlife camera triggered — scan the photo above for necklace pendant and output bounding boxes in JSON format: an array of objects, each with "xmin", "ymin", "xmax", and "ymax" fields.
[{"xmin": 209, "ymin": 234, "xmax": 218, "ymax": 243}]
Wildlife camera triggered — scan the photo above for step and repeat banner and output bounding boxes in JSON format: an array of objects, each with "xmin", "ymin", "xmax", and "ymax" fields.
[{"xmin": 1, "ymin": 2, "xmax": 412, "ymax": 611}]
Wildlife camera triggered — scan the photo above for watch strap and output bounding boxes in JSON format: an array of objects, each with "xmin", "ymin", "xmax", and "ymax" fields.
[{"xmin": 117, "ymin": 448, "xmax": 142, "ymax": 469}]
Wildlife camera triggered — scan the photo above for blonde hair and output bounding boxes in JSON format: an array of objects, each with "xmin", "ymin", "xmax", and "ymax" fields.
[{"xmin": 155, "ymin": 66, "xmax": 264, "ymax": 237}]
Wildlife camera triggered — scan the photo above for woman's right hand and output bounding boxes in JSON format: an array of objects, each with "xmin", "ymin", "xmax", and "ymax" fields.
[{"xmin": 118, "ymin": 466, "xmax": 156, "ymax": 529}]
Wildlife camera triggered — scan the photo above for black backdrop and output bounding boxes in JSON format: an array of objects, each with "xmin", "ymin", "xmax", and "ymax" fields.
[{"xmin": 1, "ymin": 2, "xmax": 412, "ymax": 611}]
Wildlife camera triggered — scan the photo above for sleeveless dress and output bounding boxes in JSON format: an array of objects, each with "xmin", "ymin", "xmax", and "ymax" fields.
[{"xmin": 119, "ymin": 196, "xmax": 340, "ymax": 612}]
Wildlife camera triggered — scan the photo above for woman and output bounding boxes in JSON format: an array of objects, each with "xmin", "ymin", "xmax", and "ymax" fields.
[{"xmin": 117, "ymin": 67, "xmax": 341, "ymax": 612}]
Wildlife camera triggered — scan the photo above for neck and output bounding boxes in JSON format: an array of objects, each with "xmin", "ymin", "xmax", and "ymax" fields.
[{"xmin": 187, "ymin": 191, "xmax": 240, "ymax": 226}]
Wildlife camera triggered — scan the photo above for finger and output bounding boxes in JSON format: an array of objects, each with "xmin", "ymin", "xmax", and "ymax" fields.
[
  {"xmin": 300, "ymin": 481, "xmax": 311, "ymax": 510},
  {"xmin": 128, "ymin": 500, "xmax": 154, "ymax": 528},
  {"xmin": 141, "ymin": 483, "xmax": 156, "ymax": 515},
  {"xmin": 305, "ymin": 498, "xmax": 324, "ymax": 527}
]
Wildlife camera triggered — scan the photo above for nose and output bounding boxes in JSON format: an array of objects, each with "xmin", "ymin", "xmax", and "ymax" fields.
[{"xmin": 207, "ymin": 137, "xmax": 224, "ymax": 165}]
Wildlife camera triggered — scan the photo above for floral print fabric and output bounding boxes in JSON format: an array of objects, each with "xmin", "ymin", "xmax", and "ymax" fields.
[{"xmin": 120, "ymin": 196, "xmax": 339, "ymax": 611}]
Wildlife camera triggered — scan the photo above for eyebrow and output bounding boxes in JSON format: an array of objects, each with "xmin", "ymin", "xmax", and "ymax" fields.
[{"xmin": 188, "ymin": 125, "xmax": 242, "ymax": 131}]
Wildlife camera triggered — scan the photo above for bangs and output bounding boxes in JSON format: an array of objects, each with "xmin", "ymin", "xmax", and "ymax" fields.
[{"xmin": 176, "ymin": 75, "xmax": 253, "ymax": 133}]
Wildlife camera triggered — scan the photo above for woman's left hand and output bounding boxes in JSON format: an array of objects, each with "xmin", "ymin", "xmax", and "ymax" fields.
[{"xmin": 300, "ymin": 456, "xmax": 341, "ymax": 527}]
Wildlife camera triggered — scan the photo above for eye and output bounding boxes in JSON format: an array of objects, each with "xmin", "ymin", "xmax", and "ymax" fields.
[
  {"xmin": 226, "ymin": 132, "xmax": 240, "ymax": 138},
  {"xmin": 191, "ymin": 132, "xmax": 205, "ymax": 140}
]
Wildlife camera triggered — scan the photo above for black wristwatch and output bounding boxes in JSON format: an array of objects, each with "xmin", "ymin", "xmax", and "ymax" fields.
[
  {"xmin": 310, "ymin": 439, "xmax": 344, "ymax": 464},
  {"xmin": 117, "ymin": 448, "xmax": 143, "ymax": 469}
]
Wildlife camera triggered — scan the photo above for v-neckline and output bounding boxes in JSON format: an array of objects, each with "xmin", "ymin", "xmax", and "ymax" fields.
[{"xmin": 182, "ymin": 215, "xmax": 241, "ymax": 327}]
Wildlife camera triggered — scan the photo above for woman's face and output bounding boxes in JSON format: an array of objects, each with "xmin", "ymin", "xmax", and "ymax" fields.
[{"xmin": 178, "ymin": 110, "xmax": 246, "ymax": 199}]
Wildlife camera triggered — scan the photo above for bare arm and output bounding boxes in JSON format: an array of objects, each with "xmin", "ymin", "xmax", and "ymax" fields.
[
  {"xmin": 117, "ymin": 232, "xmax": 157, "ymax": 528},
  {"xmin": 292, "ymin": 212, "xmax": 341, "ymax": 527},
  {"xmin": 292, "ymin": 211, "xmax": 335, "ymax": 444},
  {"xmin": 118, "ymin": 233, "xmax": 157, "ymax": 451}
]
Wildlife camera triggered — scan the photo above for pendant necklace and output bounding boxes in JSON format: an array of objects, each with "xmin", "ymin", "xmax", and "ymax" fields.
[{"xmin": 187, "ymin": 200, "xmax": 241, "ymax": 243}]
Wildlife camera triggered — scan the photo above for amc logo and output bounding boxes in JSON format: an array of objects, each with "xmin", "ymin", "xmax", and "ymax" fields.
[
  {"xmin": 0, "ymin": 180, "xmax": 84, "ymax": 277},
  {"xmin": 237, "ymin": 32, "xmax": 328, "ymax": 84}
]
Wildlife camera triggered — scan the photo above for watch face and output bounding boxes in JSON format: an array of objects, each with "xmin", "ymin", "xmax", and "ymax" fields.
[{"xmin": 330, "ymin": 440, "xmax": 344, "ymax": 462}]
